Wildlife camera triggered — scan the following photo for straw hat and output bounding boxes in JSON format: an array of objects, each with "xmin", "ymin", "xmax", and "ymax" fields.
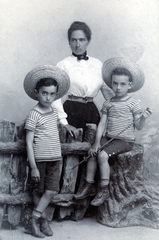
[
  {"xmin": 102, "ymin": 57, "xmax": 145, "ymax": 92},
  {"xmin": 24, "ymin": 65, "xmax": 70, "ymax": 100}
]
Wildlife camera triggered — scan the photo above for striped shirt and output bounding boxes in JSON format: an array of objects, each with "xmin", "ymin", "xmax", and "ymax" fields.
[
  {"xmin": 25, "ymin": 108, "xmax": 62, "ymax": 162},
  {"xmin": 101, "ymin": 97, "xmax": 142, "ymax": 142}
]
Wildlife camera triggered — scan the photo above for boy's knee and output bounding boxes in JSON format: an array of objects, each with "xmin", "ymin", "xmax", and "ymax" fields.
[
  {"xmin": 98, "ymin": 151, "xmax": 108, "ymax": 163},
  {"xmin": 45, "ymin": 190, "xmax": 57, "ymax": 199}
]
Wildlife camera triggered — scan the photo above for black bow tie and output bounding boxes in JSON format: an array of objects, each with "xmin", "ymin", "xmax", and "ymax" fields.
[{"xmin": 72, "ymin": 52, "xmax": 89, "ymax": 61}]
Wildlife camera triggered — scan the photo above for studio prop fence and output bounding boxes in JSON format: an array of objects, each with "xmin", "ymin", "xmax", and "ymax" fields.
[{"xmin": 0, "ymin": 119, "xmax": 158, "ymax": 230}]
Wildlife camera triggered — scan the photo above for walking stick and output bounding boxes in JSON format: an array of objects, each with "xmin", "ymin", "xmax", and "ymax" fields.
[{"xmin": 71, "ymin": 108, "xmax": 152, "ymax": 170}]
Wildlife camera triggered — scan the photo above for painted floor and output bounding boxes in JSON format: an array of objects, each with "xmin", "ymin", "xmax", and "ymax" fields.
[{"xmin": 0, "ymin": 217, "xmax": 159, "ymax": 240}]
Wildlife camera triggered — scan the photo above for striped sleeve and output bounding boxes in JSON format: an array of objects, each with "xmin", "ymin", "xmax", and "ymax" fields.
[
  {"xmin": 25, "ymin": 110, "xmax": 39, "ymax": 132},
  {"xmin": 130, "ymin": 99, "xmax": 142, "ymax": 116},
  {"xmin": 101, "ymin": 101, "xmax": 113, "ymax": 114}
]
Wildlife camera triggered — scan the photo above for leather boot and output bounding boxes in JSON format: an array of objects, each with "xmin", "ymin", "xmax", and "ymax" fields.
[
  {"xmin": 31, "ymin": 216, "xmax": 45, "ymax": 238},
  {"xmin": 74, "ymin": 182, "xmax": 96, "ymax": 200},
  {"xmin": 91, "ymin": 185, "xmax": 109, "ymax": 206},
  {"xmin": 40, "ymin": 218, "xmax": 53, "ymax": 236}
]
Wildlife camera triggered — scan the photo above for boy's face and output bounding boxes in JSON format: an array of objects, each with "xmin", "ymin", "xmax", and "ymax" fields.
[
  {"xmin": 69, "ymin": 30, "xmax": 89, "ymax": 55},
  {"xmin": 111, "ymin": 74, "xmax": 132, "ymax": 97},
  {"xmin": 35, "ymin": 85, "xmax": 57, "ymax": 108}
]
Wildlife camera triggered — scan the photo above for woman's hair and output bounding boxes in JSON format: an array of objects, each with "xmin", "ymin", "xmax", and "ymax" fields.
[
  {"xmin": 111, "ymin": 68, "xmax": 133, "ymax": 83},
  {"xmin": 67, "ymin": 21, "xmax": 92, "ymax": 42},
  {"xmin": 35, "ymin": 78, "xmax": 58, "ymax": 92}
]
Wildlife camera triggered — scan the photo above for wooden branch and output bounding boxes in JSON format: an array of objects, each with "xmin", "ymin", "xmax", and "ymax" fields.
[
  {"xmin": 0, "ymin": 193, "xmax": 75, "ymax": 207},
  {"xmin": 0, "ymin": 141, "xmax": 91, "ymax": 155},
  {"xmin": 0, "ymin": 192, "xmax": 32, "ymax": 205}
]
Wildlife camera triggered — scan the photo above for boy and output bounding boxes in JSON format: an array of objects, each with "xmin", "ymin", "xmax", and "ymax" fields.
[
  {"xmin": 24, "ymin": 65, "xmax": 70, "ymax": 238},
  {"xmin": 74, "ymin": 57, "xmax": 152, "ymax": 206}
]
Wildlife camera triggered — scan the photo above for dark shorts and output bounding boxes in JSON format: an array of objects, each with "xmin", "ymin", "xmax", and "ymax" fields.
[
  {"xmin": 101, "ymin": 137, "xmax": 134, "ymax": 157},
  {"xmin": 33, "ymin": 161, "xmax": 61, "ymax": 193}
]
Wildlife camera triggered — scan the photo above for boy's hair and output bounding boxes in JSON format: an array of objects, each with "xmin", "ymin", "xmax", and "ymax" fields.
[
  {"xmin": 111, "ymin": 68, "xmax": 133, "ymax": 83},
  {"xmin": 67, "ymin": 21, "xmax": 92, "ymax": 42},
  {"xmin": 35, "ymin": 78, "xmax": 58, "ymax": 92}
]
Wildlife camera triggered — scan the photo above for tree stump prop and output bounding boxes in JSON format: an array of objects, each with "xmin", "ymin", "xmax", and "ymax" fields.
[{"xmin": 97, "ymin": 144, "xmax": 159, "ymax": 228}]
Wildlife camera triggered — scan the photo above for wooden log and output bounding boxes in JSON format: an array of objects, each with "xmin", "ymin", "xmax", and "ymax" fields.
[
  {"xmin": 0, "ymin": 207, "xmax": 5, "ymax": 228},
  {"xmin": 58, "ymin": 129, "xmax": 83, "ymax": 219},
  {"xmin": 7, "ymin": 205, "xmax": 22, "ymax": 229},
  {"xmin": 71, "ymin": 165, "xmax": 91, "ymax": 221},
  {"xmin": 0, "ymin": 141, "xmax": 91, "ymax": 155},
  {"xmin": 23, "ymin": 205, "xmax": 33, "ymax": 233},
  {"xmin": 71, "ymin": 124, "xmax": 97, "ymax": 221},
  {"xmin": 0, "ymin": 120, "xmax": 15, "ymax": 227},
  {"xmin": 0, "ymin": 192, "xmax": 32, "ymax": 205},
  {"xmin": 0, "ymin": 122, "xmax": 90, "ymax": 155},
  {"xmin": 7, "ymin": 155, "xmax": 27, "ymax": 227},
  {"xmin": 8, "ymin": 123, "xmax": 27, "ymax": 228},
  {"xmin": 0, "ymin": 120, "xmax": 15, "ymax": 142},
  {"xmin": 97, "ymin": 144, "xmax": 159, "ymax": 228},
  {"xmin": 84, "ymin": 123, "xmax": 98, "ymax": 145},
  {"xmin": 0, "ymin": 192, "xmax": 75, "ymax": 206}
]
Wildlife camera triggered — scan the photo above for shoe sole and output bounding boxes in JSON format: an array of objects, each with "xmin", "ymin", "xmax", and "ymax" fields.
[
  {"xmin": 74, "ymin": 192, "xmax": 96, "ymax": 200},
  {"xmin": 91, "ymin": 201, "xmax": 103, "ymax": 206},
  {"xmin": 91, "ymin": 196, "xmax": 109, "ymax": 206}
]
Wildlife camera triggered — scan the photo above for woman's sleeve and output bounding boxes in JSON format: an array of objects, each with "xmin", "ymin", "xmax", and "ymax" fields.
[
  {"xmin": 101, "ymin": 85, "xmax": 115, "ymax": 100},
  {"xmin": 52, "ymin": 99, "xmax": 68, "ymax": 125},
  {"xmin": 56, "ymin": 60, "xmax": 65, "ymax": 71},
  {"xmin": 55, "ymin": 60, "xmax": 69, "ymax": 125}
]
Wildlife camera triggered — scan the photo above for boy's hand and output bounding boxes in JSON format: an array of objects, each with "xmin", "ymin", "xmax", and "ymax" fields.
[
  {"xmin": 142, "ymin": 108, "xmax": 152, "ymax": 119},
  {"xmin": 88, "ymin": 143, "xmax": 101, "ymax": 157},
  {"xmin": 31, "ymin": 168, "xmax": 40, "ymax": 182}
]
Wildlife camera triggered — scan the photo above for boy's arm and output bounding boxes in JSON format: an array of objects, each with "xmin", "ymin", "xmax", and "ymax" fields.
[
  {"xmin": 26, "ymin": 130, "xmax": 40, "ymax": 182},
  {"xmin": 134, "ymin": 108, "xmax": 152, "ymax": 130},
  {"xmin": 95, "ymin": 113, "xmax": 107, "ymax": 144},
  {"xmin": 89, "ymin": 113, "xmax": 107, "ymax": 155}
]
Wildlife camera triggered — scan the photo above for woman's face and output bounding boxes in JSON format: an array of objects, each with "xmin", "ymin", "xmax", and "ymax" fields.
[{"xmin": 69, "ymin": 30, "xmax": 89, "ymax": 55}]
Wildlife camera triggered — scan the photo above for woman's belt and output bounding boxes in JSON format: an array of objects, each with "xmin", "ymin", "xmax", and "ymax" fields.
[{"xmin": 68, "ymin": 95, "xmax": 93, "ymax": 103}]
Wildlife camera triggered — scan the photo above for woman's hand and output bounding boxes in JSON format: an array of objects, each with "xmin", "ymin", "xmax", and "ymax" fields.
[
  {"xmin": 64, "ymin": 124, "xmax": 78, "ymax": 138},
  {"xmin": 31, "ymin": 168, "xmax": 40, "ymax": 182},
  {"xmin": 88, "ymin": 142, "xmax": 101, "ymax": 157}
]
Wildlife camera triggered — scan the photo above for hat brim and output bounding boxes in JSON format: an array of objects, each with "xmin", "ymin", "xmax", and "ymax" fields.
[
  {"xmin": 24, "ymin": 65, "xmax": 70, "ymax": 100},
  {"xmin": 102, "ymin": 57, "xmax": 145, "ymax": 92}
]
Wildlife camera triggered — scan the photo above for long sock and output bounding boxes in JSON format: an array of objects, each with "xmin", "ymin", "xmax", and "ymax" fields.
[
  {"xmin": 100, "ymin": 179, "xmax": 109, "ymax": 187},
  {"xmin": 86, "ymin": 179, "xmax": 95, "ymax": 184},
  {"xmin": 32, "ymin": 209, "xmax": 42, "ymax": 218}
]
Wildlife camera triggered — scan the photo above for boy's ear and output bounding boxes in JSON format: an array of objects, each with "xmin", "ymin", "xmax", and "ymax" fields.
[{"xmin": 128, "ymin": 82, "xmax": 133, "ymax": 89}]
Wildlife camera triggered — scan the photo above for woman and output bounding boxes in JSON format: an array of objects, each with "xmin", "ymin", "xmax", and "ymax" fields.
[{"xmin": 53, "ymin": 21, "xmax": 113, "ymax": 137}]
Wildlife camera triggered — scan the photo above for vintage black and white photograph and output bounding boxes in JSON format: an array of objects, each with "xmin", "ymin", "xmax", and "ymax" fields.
[{"xmin": 0, "ymin": 0, "xmax": 159, "ymax": 239}]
